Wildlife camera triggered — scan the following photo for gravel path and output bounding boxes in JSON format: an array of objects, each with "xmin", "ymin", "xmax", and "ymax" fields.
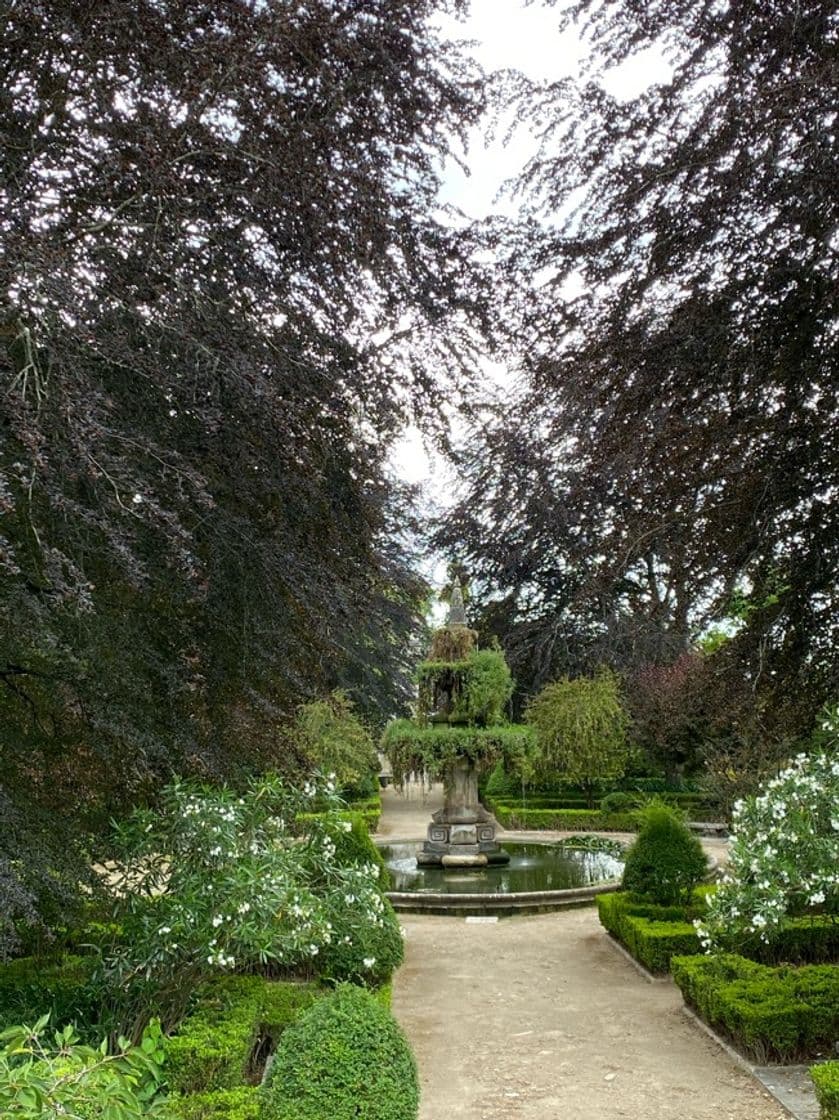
[{"xmin": 379, "ymin": 784, "xmax": 787, "ymax": 1120}]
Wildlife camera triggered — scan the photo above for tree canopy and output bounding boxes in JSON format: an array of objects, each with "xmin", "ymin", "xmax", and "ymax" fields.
[
  {"xmin": 0, "ymin": 0, "xmax": 486, "ymax": 954},
  {"xmin": 438, "ymin": 0, "xmax": 838, "ymax": 740}
]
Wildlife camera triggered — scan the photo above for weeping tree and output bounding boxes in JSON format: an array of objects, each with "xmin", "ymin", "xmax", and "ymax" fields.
[
  {"xmin": 0, "ymin": 0, "xmax": 489, "ymax": 955},
  {"xmin": 525, "ymin": 669, "xmax": 630, "ymax": 808}
]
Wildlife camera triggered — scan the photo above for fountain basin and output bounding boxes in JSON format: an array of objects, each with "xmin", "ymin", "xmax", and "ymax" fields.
[{"xmin": 381, "ymin": 838, "xmax": 625, "ymax": 917}]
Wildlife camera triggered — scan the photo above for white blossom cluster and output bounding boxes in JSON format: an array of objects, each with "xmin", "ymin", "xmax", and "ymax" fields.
[{"xmin": 696, "ymin": 710, "xmax": 839, "ymax": 950}]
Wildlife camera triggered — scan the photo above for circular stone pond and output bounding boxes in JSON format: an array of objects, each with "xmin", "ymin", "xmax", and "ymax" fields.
[{"xmin": 381, "ymin": 839, "xmax": 624, "ymax": 917}]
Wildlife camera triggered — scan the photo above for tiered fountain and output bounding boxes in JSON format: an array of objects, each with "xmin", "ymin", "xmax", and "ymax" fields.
[{"xmin": 383, "ymin": 583, "xmax": 534, "ymax": 869}]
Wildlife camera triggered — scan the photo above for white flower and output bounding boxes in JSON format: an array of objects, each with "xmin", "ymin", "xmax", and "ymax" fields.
[
  {"xmin": 212, "ymin": 915, "xmax": 223, "ymax": 927},
  {"xmin": 362, "ymin": 957, "xmax": 376, "ymax": 970}
]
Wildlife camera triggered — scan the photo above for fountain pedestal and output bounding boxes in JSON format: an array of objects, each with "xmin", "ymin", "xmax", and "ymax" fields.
[{"xmin": 416, "ymin": 756, "xmax": 509, "ymax": 867}]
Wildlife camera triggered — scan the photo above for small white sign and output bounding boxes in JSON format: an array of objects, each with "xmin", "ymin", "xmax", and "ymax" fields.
[{"xmin": 464, "ymin": 915, "xmax": 498, "ymax": 924}]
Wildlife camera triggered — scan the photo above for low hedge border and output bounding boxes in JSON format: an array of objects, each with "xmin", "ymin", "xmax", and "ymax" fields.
[
  {"xmin": 168, "ymin": 1086, "xmax": 261, "ymax": 1120},
  {"xmin": 671, "ymin": 953, "xmax": 839, "ymax": 1063},
  {"xmin": 597, "ymin": 891, "xmax": 711, "ymax": 974},
  {"xmin": 812, "ymin": 1062, "xmax": 839, "ymax": 1120},
  {"xmin": 492, "ymin": 806, "xmax": 638, "ymax": 832}
]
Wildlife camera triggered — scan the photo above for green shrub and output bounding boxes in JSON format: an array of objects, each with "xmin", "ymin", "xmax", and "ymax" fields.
[
  {"xmin": 600, "ymin": 791, "xmax": 646, "ymax": 814},
  {"xmin": 812, "ymin": 1062, "xmax": 839, "ymax": 1120},
  {"xmin": 0, "ymin": 955, "xmax": 99, "ymax": 1035},
  {"xmin": 672, "ymin": 953, "xmax": 839, "ymax": 1062},
  {"xmin": 294, "ymin": 691, "xmax": 379, "ymax": 794},
  {"xmin": 492, "ymin": 806, "xmax": 638, "ymax": 832},
  {"xmin": 169, "ymin": 1086, "xmax": 261, "ymax": 1120},
  {"xmin": 746, "ymin": 915, "xmax": 839, "ymax": 967},
  {"xmin": 621, "ymin": 804, "xmax": 707, "ymax": 904},
  {"xmin": 261, "ymin": 984, "xmax": 418, "ymax": 1120},
  {"xmin": 319, "ymin": 896, "xmax": 404, "ymax": 988}
]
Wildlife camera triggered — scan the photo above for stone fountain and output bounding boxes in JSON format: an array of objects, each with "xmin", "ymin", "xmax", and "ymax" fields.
[{"xmin": 383, "ymin": 583, "xmax": 533, "ymax": 869}]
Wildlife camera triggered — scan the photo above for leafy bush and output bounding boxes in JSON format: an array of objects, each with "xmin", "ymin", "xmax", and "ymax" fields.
[
  {"xmin": 329, "ymin": 813, "xmax": 389, "ymax": 889},
  {"xmin": 98, "ymin": 775, "xmax": 390, "ymax": 1035},
  {"xmin": 0, "ymin": 1017, "xmax": 168, "ymax": 1120},
  {"xmin": 261, "ymin": 984, "xmax": 418, "ymax": 1120},
  {"xmin": 525, "ymin": 669, "xmax": 630, "ymax": 806},
  {"xmin": 811, "ymin": 1062, "xmax": 839, "ymax": 1120},
  {"xmin": 318, "ymin": 896, "xmax": 404, "ymax": 989},
  {"xmin": 671, "ymin": 953, "xmax": 839, "ymax": 1063},
  {"xmin": 166, "ymin": 975, "xmax": 323, "ymax": 1096},
  {"xmin": 697, "ymin": 711, "xmax": 839, "ymax": 951},
  {"xmin": 621, "ymin": 804, "xmax": 707, "ymax": 904}
]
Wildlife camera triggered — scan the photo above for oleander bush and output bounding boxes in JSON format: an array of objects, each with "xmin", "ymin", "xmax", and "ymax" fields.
[
  {"xmin": 812, "ymin": 1062, "xmax": 839, "ymax": 1120},
  {"xmin": 622, "ymin": 804, "xmax": 707, "ymax": 904},
  {"xmin": 318, "ymin": 896, "xmax": 404, "ymax": 989},
  {"xmin": 672, "ymin": 953, "xmax": 839, "ymax": 1063},
  {"xmin": 261, "ymin": 984, "xmax": 418, "ymax": 1120},
  {"xmin": 697, "ymin": 714, "xmax": 839, "ymax": 952}
]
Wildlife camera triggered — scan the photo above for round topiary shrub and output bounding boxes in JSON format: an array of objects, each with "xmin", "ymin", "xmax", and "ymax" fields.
[
  {"xmin": 260, "ymin": 984, "xmax": 418, "ymax": 1120},
  {"xmin": 621, "ymin": 803, "xmax": 707, "ymax": 904},
  {"xmin": 318, "ymin": 895, "xmax": 404, "ymax": 988},
  {"xmin": 600, "ymin": 790, "xmax": 645, "ymax": 814}
]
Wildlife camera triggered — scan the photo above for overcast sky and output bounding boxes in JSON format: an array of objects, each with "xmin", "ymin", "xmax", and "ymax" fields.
[{"xmin": 389, "ymin": 1, "xmax": 670, "ymax": 588}]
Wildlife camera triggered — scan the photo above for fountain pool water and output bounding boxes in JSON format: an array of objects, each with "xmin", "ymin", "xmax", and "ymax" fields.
[{"xmin": 381, "ymin": 839, "xmax": 625, "ymax": 916}]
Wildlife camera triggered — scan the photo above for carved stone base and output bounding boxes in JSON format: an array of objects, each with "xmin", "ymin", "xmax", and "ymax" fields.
[{"xmin": 417, "ymin": 818, "xmax": 510, "ymax": 868}]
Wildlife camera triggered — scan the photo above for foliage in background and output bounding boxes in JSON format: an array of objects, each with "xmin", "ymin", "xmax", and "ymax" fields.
[
  {"xmin": 261, "ymin": 984, "xmax": 419, "ymax": 1120},
  {"xmin": 0, "ymin": 0, "xmax": 488, "ymax": 952},
  {"xmin": 0, "ymin": 1017, "xmax": 168, "ymax": 1120},
  {"xmin": 97, "ymin": 776, "xmax": 394, "ymax": 1037},
  {"xmin": 525, "ymin": 669, "xmax": 629, "ymax": 806},
  {"xmin": 697, "ymin": 709, "xmax": 839, "ymax": 952},
  {"xmin": 621, "ymin": 803, "xmax": 708, "ymax": 905},
  {"xmin": 293, "ymin": 692, "xmax": 378, "ymax": 799}
]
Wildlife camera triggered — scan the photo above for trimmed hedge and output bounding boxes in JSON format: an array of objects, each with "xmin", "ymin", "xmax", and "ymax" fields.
[
  {"xmin": 740, "ymin": 916, "xmax": 839, "ymax": 967},
  {"xmin": 492, "ymin": 806, "xmax": 638, "ymax": 832},
  {"xmin": 261, "ymin": 984, "xmax": 418, "ymax": 1120},
  {"xmin": 597, "ymin": 892, "xmax": 702, "ymax": 974},
  {"xmin": 169, "ymin": 1086, "xmax": 261, "ymax": 1120},
  {"xmin": 0, "ymin": 955, "xmax": 99, "ymax": 1033},
  {"xmin": 621, "ymin": 804, "xmax": 707, "ymax": 905},
  {"xmin": 672, "ymin": 953, "xmax": 839, "ymax": 1063},
  {"xmin": 812, "ymin": 1062, "xmax": 839, "ymax": 1120},
  {"xmin": 166, "ymin": 977, "xmax": 322, "ymax": 1095}
]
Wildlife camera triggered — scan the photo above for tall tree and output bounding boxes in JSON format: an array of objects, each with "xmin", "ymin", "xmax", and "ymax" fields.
[
  {"xmin": 0, "ymin": 0, "xmax": 485, "ymax": 953},
  {"xmin": 439, "ymin": 0, "xmax": 838, "ymax": 730}
]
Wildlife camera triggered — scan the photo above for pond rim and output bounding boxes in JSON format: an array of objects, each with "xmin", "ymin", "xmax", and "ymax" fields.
[{"xmin": 378, "ymin": 835, "xmax": 626, "ymax": 917}]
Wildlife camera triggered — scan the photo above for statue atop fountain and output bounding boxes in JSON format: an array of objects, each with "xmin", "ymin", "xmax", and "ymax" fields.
[{"xmin": 383, "ymin": 582, "xmax": 536, "ymax": 869}]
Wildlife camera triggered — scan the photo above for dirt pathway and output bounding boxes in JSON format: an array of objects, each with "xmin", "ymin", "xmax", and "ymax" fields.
[{"xmin": 380, "ymin": 784, "xmax": 786, "ymax": 1120}]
